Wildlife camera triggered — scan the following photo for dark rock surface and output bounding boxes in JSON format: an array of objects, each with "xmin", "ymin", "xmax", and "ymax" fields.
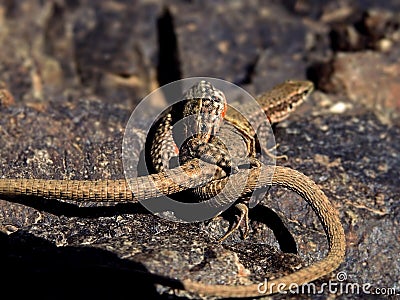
[{"xmin": 1, "ymin": 1, "xmax": 399, "ymax": 299}]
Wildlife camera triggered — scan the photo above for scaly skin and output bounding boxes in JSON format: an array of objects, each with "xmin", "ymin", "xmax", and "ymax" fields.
[
  {"xmin": 0, "ymin": 159, "xmax": 219, "ymax": 202},
  {"xmin": 183, "ymin": 164, "xmax": 346, "ymax": 297},
  {"xmin": 222, "ymin": 80, "xmax": 314, "ymax": 161}
]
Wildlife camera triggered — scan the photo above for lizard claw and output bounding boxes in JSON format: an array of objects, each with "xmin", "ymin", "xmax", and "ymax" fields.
[{"xmin": 218, "ymin": 202, "xmax": 250, "ymax": 242}]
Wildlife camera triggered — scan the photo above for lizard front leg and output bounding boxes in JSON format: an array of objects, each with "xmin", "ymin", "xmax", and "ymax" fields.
[{"xmin": 148, "ymin": 109, "xmax": 179, "ymax": 173}]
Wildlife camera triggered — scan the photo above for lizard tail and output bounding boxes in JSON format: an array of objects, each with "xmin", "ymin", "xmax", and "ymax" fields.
[
  {"xmin": 181, "ymin": 165, "xmax": 346, "ymax": 298},
  {"xmin": 0, "ymin": 159, "xmax": 218, "ymax": 203}
]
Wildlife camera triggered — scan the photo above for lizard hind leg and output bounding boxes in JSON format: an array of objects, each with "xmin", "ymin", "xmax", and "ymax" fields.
[
  {"xmin": 218, "ymin": 202, "xmax": 250, "ymax": 242},
  {"xmin": 256, "ymin": 123, "xmax": 288, "ymax": 161}
]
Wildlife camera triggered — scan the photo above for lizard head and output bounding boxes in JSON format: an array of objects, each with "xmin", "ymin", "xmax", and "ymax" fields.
[
  {"xmin": 182, "ymin": 80, "xmax": 227, "ymax": 141},
  {"xmin": 262, "ymin": 80, "xmax": 314, "ymax": 124}
]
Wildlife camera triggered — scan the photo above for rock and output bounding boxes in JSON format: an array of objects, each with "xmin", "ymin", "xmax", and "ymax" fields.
[
  {"xmin": 318, "ymin": 51, "xmax": 400, "ymax": 125},
  {"xmin": 0, "ymin": 1, "xmax": 161, "ymax": 106}
]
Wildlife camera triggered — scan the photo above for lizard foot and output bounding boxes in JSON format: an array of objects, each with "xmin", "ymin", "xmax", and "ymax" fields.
[
  {"xmin": 218, "ymin": 203, "xmax": 250, "ymax": 242},
  {"xmin": 262, "ymin": 143, "xmax": 288, "ymax": 161}
]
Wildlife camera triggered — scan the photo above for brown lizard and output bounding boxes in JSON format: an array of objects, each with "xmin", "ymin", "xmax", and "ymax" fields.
[
  {"xmin": 147, "ymin": 80, "xmax": 315, "ymax": 239},
  {"xmin": 0, "ymin": 80, "xmax": 346, "ymax": 298},
  {"xmin": 140, "ymin": 80, "xmax": 345, "ymax": 297}
]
